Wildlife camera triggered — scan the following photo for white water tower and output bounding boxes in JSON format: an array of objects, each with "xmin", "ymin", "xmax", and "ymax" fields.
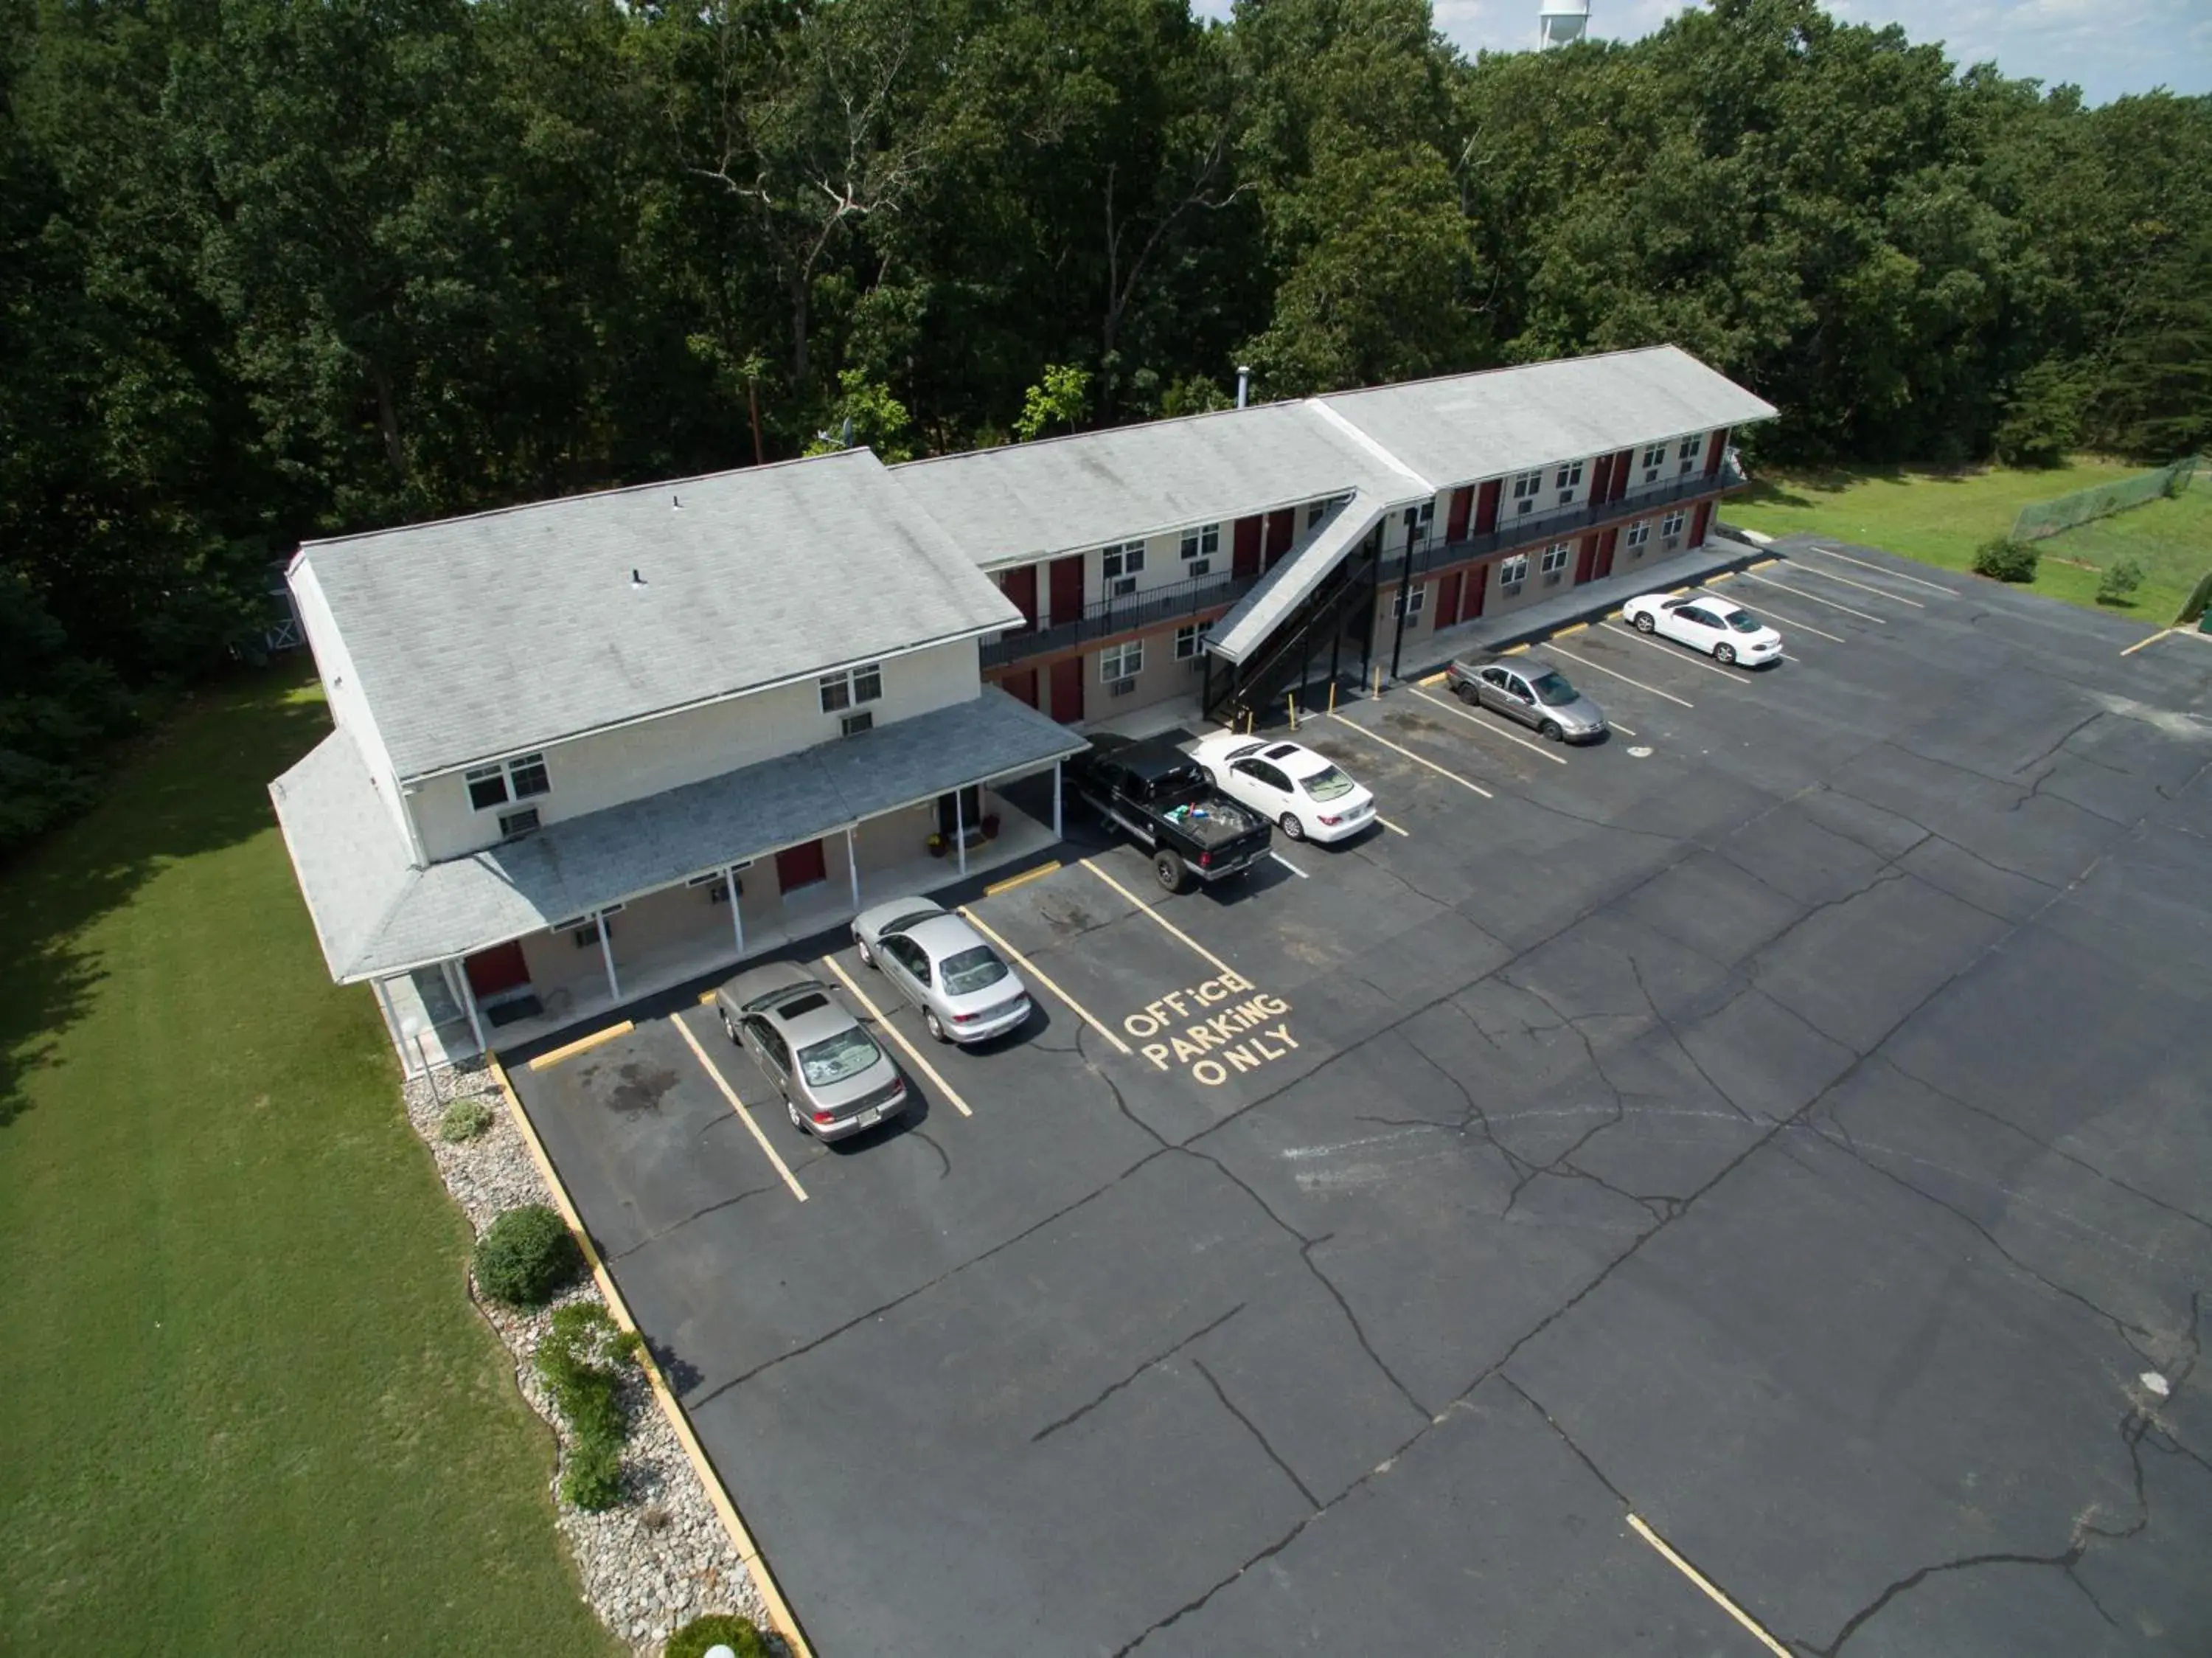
[{"xmin": 1539, "ymin": 0, "xmax": 1590, "ymax": 48}]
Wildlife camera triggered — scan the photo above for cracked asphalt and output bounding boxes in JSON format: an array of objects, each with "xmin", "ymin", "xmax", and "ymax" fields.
[{"xmin": 510, "ymin": 536, "xmax": 2212, "ymax": 1656}]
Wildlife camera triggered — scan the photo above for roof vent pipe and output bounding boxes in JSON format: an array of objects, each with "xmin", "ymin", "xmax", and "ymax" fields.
[{"xmin": 1236, "ymin": 365, "xmax": 1251, "ymax": 409}]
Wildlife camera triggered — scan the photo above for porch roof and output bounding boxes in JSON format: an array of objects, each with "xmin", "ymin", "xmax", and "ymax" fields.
[{"xmin": 271, "ymin": 690, "xmax": 1085, "ymax": 983}]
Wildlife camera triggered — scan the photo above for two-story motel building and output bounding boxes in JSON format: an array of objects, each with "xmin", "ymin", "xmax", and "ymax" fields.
[{"xmin": 271, "ymin": 344, "xmax": 1773, "ymax": 1066}]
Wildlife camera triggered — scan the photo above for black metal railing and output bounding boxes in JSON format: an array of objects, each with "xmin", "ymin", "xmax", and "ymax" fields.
[
  {"xmin": 1388, "ymin": 455, "xmax": 1747, "ymax": 581},
  {"xmin": 980, "ymin": 570, "xmax": 1261, "ymax": 668}
]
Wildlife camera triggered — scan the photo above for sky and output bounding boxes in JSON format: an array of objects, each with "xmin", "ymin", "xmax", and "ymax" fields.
[{"xmin": 1189, "ymin": 0, "xmax": 2212, "ymax": 105}]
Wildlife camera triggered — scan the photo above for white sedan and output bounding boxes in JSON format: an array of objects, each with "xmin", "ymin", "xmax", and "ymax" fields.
[
  {"xmin": 1621, "ymin": 591, "xmax": 1784, "ymax": 667},
  {"xmin": 1188, "ymin": 732, "xmax": 1376, "ymax": 842}
]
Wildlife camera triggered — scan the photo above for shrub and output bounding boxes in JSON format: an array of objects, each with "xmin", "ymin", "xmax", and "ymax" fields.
[
  {"xmin": 664, "ymin": 1613, "xmax": 771, "ymax": 1658},
  {"xmin": 537, "ymin": 1303, "xmax": 640, "ymax": 1511},
  {"xmin": 1972, "ymin": 536, "xmax": 2039, "ymax": 583},
  {"xmin": 438, "ymin": 1097, "xmax": 494, "ymax": 1142},
  {"xmin": 2097, "ymin": 558, "xmax": 2145, "ymax": 606},
  {"xmin": 472, "ymin": 1204, "xmax": 583, "ymax": 1308},
  {"xmin": 560, "ymin": 1430, "xmax": 625, "ymax": 1510}
]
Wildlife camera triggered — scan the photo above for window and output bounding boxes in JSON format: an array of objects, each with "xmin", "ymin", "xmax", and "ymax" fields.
[
  {"xmin": 1540, "ymin": 542, "xmax": 1572, "ymax": 575},
  {"xmin": 686, "ymin": 869, "xmax": 742, "ymax": 903},
  {"xmin": 1625, "ymin": 519, "xmax": 1652, "ymax": 548},
  {"xmin": 1174, "ymin": 620, "xmax": 1214, "ymax": 660},
  {"xmin": 468, "ymin": 752, "xmax": 551, "ymax": 812},
  {"xmin": 1307, "ymin": 500, "xmax": 1327, "ymax": 529},
  {"xmin": 1391, "ymin": 583, "xmax": 1427, "ymax": 620},
  {"xmin": 1102, "ymin": 541, "xmax": 1144, "ymax": 577},
  {"xmin": 1554, "ymin": 460, "xmax": 1585, "ymax": 502},
  {"xmin": 1179, "ymin": 523, "xmax": 1220, "ymax": 561},
  {"xmin": 498, "ymin": 806, "xmax": 540, "ymax": 839},
  {"xmin": 1498, "ymin": 553, "xmax": 1529, "ymax": 590},
  {"xmin": 818, "ymin": 662, "xmax": 883, "ymax": 714},
  {"xmin": 1662, "ymin": 510, "xmax": 1687, "ymax": 538},
  {"xmin": 1643, "ymin": 443, "xmax": 1668, "ymax": 470},
  {"xmin": 557, "ymin": 903, "xmax": 622, "ymax": 948},
  {"xmin": 1678, "ymin": 434, "xmax": 1702, "ymax": 474},
  {"xmin": 1099, "ymin": 639, "xmax": 1144, "ymax": 681},
  {"xmin": 1511, "ymin": 471, "xmax": 1542, "ymax": 515},
  {"xmin": 840, "ymin": 710, "xmax": 874, "ymax": 738}
]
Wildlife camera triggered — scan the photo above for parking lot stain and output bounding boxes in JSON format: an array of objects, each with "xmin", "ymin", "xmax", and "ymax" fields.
[
  {"xmin": 1035, "ymin": 893, "xmax": 1102, "ymax": 934},
  {"xmin": 594, "ymin": 1060, "xmax": 681, "ymax": 1114}
]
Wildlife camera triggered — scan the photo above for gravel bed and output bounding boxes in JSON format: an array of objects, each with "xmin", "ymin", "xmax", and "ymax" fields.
[{"xmin": 403, "ymin": 1061, "xmax": 775, "ymax": 1655}]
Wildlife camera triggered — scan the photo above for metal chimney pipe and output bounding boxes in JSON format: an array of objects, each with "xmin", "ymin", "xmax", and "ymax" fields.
[{"xmin": 1235, "ymin": 365, "xmax": 1251, "ymax": 409}]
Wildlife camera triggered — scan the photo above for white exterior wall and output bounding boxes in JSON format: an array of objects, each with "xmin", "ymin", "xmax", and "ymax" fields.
[
  {"xmin": 408, "ymin": 636, "xmax": 984, "ymax": 862},
  {"xmin": 292, "ymin": 559, "xmax": 420, "ymax": 860}
]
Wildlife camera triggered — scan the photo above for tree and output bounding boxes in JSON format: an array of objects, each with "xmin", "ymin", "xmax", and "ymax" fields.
[{"xmin": 1014, "ymin": 364, "xmax": 1091, "ymax": 440}]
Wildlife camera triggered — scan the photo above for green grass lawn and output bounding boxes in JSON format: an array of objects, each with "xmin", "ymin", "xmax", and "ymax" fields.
[
  {"xmin": 0, "ymin": 667, "xmax": 620, "ymax": 1657},
  {"xmin": 1728, "ymin": 457, "xmax": 2212, "ymax": 623}
]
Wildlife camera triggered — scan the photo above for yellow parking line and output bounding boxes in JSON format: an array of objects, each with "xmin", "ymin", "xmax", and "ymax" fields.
[
  {"xmin": 1408, "ymin": 684, "xmax": 1569, "ymax": 766},
  {"xmin": 1545, "ymin": 642, "xmax": 1694, "ymax": 708},
  {"xmin": 1501, "ymin": 643, "xmax": 1530, "ymax": 655},
  {"xmin": 1551, "ymin": 621, "xmax": 1589, "ymax": 637},
  {"xmin": 957, "ymin": 905, "xmax": 1132, "ymax": 1055},
  {"xmin": 698, "ymin": 989, "xmax": 717, "ymax": 1005},
  {"xmin": 1078, "ymin": 858, "xmax": 1243, "ymax": 977},
  {"xmin": 1627, "ymin": 1515, "xmax": 1791, "ymax": 1658},
  {"xmin": 527, "ymin": 1020, "xmax": 633, "ymax": 1070},
  {"xmin": 1326, "ymin": 712, "xmax": 1495, "ymax": 799},
  {"xmin": 2120, "ymin": 628, "xmax": 2174, "ymax": 658},
  {"xmin": 1599, "ymin": 621, "xmax": 1748, "ymax": 680},
  {"xmin": 821, "ymin": 954, "xmax": 973, "ymax": 1117},
  {"xmin": 1734, "ymin": 572, "xmax": 1886, "ymax": 624},
  {"xmin": 671, "ymin": 1015, "xmax": 807, "ymax": 1201},
  {"xmin": 1419, "ymin": 670, "xmax": 1448, "ymax": 687},
  {"xmin": 1377, "ymin": 816, "xmax": 1411, "ymax": 837},
  {"xmin": 985, "ymin": 860, "xmax": 1060, "ymax": 896}
]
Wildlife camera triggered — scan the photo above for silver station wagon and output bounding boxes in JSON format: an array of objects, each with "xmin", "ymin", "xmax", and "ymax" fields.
[
  {"xmin": 714, "ymin": 964, "xmax": 908, "ymax": 1141},
  {"xmin": 852, "ymin": 898, "xmax": 1033, "ymax": 1045}
]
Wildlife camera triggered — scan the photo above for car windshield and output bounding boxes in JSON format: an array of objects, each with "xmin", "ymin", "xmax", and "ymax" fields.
[
  {"xmin": 1528, "ymin": 670, "xmax": 1575, "ymax": 703},
  {"xmin": 1301, "ymin": 766, "xmax": 1357, "ymax": 802},
  {"xmin": 1725, "ymin": 608, "xmax": 1764, "ymax": 634},
  {"xmin": 939, "ymin": 946, "xmax": 1009, "ymax": 996},
  {"xmin": 796, "ymin": 1027, "xmax": 881, "ymax": 1087}
]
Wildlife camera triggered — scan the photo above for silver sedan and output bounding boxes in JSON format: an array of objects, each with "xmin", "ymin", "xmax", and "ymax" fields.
[
  {"xmin": 852, "ymin": 899, "xmax": 1033, "ymax": 1044},
  {"xmin": 714, "ymin": 964, "xmax": 908, "ymax": 1141}
]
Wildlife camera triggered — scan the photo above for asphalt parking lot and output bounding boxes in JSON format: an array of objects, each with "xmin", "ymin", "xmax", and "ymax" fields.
[{"xmin": 512, "ymin": 535, "xmax": 2212, "ymax": 1657}]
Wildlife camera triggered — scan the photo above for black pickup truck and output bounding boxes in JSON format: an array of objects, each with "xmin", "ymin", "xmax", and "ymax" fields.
[{"xmin": 1066, "ymin": 735, "xmax": 1273, "ymax": 892}]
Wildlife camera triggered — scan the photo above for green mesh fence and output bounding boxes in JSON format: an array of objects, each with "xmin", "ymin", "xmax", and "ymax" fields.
[{"xmin": 2012, "ymin": 456, "xmax": 2202, "ymax": 542}]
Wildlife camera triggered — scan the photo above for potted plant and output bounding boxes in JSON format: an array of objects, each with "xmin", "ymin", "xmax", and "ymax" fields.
[{"xmin": 926, "ymin": 831, "xmax": 947, "ymax": 857}]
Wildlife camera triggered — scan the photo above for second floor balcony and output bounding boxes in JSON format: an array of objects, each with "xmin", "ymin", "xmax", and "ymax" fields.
[{"xmin": 981, "ymin": 571, "xmax": 1261, "ymax": 670}]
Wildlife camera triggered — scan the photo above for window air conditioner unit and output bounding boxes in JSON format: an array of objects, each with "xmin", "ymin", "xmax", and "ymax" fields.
[
  {"xmin": 1663, "ymin": 538, "xmax": 1681, "ymax": 552},
  {"xmin": 1186, "ymin": 560, "xmax": 1210, "ymax": 577},
  {"xmin": 498, "ymin": 807, "xmax": 540, "ymax": 839},
  {"xmin": 1502, "ymin": 582, "xmax": 1524, "ymax": 597},
  {"xmin": 1680, "ymin": 460, "xmax": 1695, "ymax": 474},
  {"xmin": 1558, "ymin": 492, "xmax": 1573, "ymax": 506},
  {"xmin": 1544, "ymin": 572, "xmax": 1562, "ymax": 586},
  {"xmin": 1644, "ymin": 468, "xmax": 1660, "ymax": 482},
  {"xmin": 1517, "ymin": 499, "xmax": 1533, "ymax": 514},
  {"xmin": 1108, "ymin": 677, "xmax": 1137, "ymax": 698},
  {"xmin": 1110, "ymin": 577, "xmax": 1138, "ymax": 598},
  {"xmin": 841, "ymin": 710, "xmax": 874, "ymax": 737}
]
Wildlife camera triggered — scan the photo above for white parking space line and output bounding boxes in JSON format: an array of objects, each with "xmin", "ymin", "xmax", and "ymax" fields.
[
  {"xmin": 1627, "ymin": 1515, "xmax": 1792, "ymax": 1658},
  {"xmin": 672, "ymin": 1014, "xmax": 809, "ymax": 1202},
  {"xmin": 1325, "ymin": 712, "xmax": 1496, "ymax": 799},
  {"xmin": 1806, "ymin": 543, "xmax": 1960, "ymax": 594},
  {"xmin": 1734, "ymin": 572, "xmax": 1887, "ymax": 624},
  {"xmin": 1611, "ymin": 721, "xmax": 1638, "ymax": 738},
  {"xmin": 1739, "ymin": 603, "xmax": 1847, "ymax": 644},
  {"xmin": 1269, "ymin": 850, "xmax": 1311, "ymax": 878},
  {"xmin": 1079, "ymin": 858, "xmax": 1244, "ymax": 976},
  {"xmin": 1599, "ymin": 622, "xmax": 1747, "ymax": 681},
  {"xmin": 821, "ymin": 954, "xmax": 973, "ymax": 1117},
  {"xmin": 1406, "ymin": 684, "xmax": 1571, "ymax": 766},
  {"xmin": 956, "ymin": 906, "xmax": 1132, "ymax": 1056},
  {"xmin": 1376, "ymin": 816, "xmax": 1411, "ymax": 836},
  {"xmin": 1545, "ymin": 642, "xmax": 1694, "ymax": 708},
  {"xmin": 1779, "ymin": 558, "xmax": 1925, "ymax": 607}
]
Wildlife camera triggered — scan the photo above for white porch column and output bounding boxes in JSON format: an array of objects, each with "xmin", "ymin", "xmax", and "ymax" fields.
[
  {"xmin": 846, "ymin": 826, "xmax": 861, "ymax": 909},
  {"xmin": 595, "ymin": 911, "xmax": 621, "ymax": 1002},
  {"xmin": 372, "ymin": 977, "xmax": 419, "ymax": 1078},
  {"xmin": 956, "ymin": 788, "xmax": 968, "ymax": 878},
  {"xmin": 446, "ymin": 957, "xmax": 488, "ymax": 1059},
  {"xmin": 725, "ymin": 864, "xmax": 745, "ymax": 958},
  {"xmin": 1052, "ymin": 760, "xmax": 1063, "ymax": 839}
]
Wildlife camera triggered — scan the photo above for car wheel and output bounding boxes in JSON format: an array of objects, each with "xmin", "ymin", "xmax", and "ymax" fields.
[
  {"xmin": 855, "ymin": 934, "xmax": 874, "ymax": 968},
  {"xmin": 1540, "ymin": 719, "xmax": 1564, "ymax": 741},
  {"xmin": 1715, "ymin": 642, "xmax": 1737, "ymax": 666},
  {"xmin": 1455, "ymin": 680, "xmax": 1478, "ymax": 704},
  {"xmin": 925, "ymin": 1007, "xmax": 950, "ymax": 1044},
  {"xmin": 720, "ymin": 1009, "xmax": 737, "ymax": 1043},
  {"xmin": 1278, "ymin": 811, "xmax": 1305, "ymax": 841},
  {"xmin": 1155, "ymin": 849, "xmax": 1189, "ymax": 893},
  {"xmin": 1634, "ymin": 612, "xmax": 1657, "ymax": 634}
]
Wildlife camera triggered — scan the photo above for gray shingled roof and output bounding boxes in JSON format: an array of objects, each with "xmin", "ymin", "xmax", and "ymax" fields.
[
  {"xmin": 270, "ymin": 691, "xmax": 1086, "ymax": 982},
  {"xmin": 891, "ymin": 401, "xmax": 1431, "ymax": 572},
  {"xmin": 1208, "ymin": 493, "xmax": 1391, "ymax": 665},
  {"xmin": 1318, "ymin": 345, "xmax": 1778, "ymax": 492},
  {"xmin": 296, "ymin": 448, "xmax": 1021, "ymax": 782}
]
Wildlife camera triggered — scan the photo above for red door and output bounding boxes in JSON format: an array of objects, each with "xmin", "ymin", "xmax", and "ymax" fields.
[
  {"xmin": 1048, "ymin": 655, "xmax": 1085, "ymax": 725},
  {"xmin": 1434, "ymin": 569, "xmax": 1464, "ymax": 629},
  {"xmin": 1047, "ymin": 555, "xmax": 1084, "ymax": 627},
  {"xmin": 1264, "ymin": 510, "xmax": 1295, "ymax": 569},
  {"xmin": 465, "ymin": 941, "xmax": 529, "ymax": 999},
  {"xmin": 1464, "ymin": 563, "xmax": 1488, "ymax": 619},
  {"xmin": 1704, "ymin": 429, "xmax": 1728, "ymax": 476},
  {"xmin": 776, "ymin": 839, "xmax": 828, "ymax": 892},
  {"xmin": 1232, "ymin": 516, "xmax": 1262, "ymax": 577},
  {"xmin": 1573, "ymin": 533, "xmax": 1599, "ymax": 585},
  {"xmin": 1590, "ymin": 454, "xmax": 1614, "ymax": 502},
  {"xmin": 1610, "ymin": 449, "xmax": 1634, "ymax": 502},
  {"xmin": 1473, "ymin": 479, "xmax": 1500, "ymax": 534},
  {"xmin": 1593, "ymin": 527, "xmax": 1618, "ymax": 581},
  {"xmin": 1001, "ymin": 565, "xmax": 1038, "ymax": 631},
  {"xmin": 1691, "ymin": 500, "xmax": 1714, "ymax": 547},
  {"xmin": 1444, "ymin": 487, "xmax": 1472, "ymax": 541},
  {"xmin": 1001, "ymin": 667, "xmax": 1039, "ymax": 709}
]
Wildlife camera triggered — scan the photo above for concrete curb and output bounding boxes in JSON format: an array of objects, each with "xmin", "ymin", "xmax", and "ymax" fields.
[{"xmin": 487, "ymin": 1055, "xmax": 815, "ymax": 1658}]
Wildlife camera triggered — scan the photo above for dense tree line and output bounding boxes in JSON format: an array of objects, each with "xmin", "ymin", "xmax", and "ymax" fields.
[{"xmin": 4, "ymin": 0, "xmax": 2208, "ymax": 849}]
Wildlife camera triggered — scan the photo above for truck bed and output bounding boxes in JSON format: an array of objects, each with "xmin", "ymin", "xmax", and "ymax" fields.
[{"xmin": 1158, "ymin": 796, "xmax": 1265, "ymax": 847}]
